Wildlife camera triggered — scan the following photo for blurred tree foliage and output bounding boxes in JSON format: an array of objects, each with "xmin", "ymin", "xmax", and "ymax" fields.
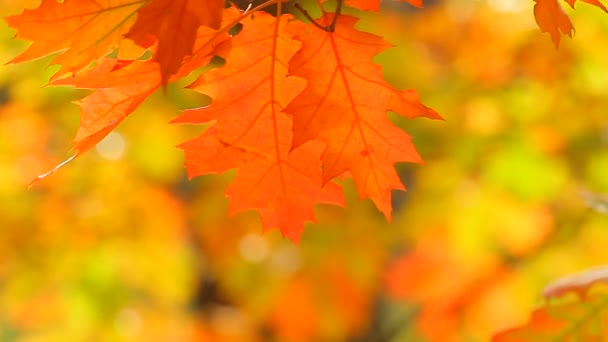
[{"xmin": 2, "ymin": 0, "xmax": 608, "ymax": 341}]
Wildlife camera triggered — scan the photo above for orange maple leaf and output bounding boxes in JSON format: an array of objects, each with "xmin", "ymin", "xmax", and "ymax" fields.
[
  {"xmin": 399, "ymin": 0, "xmax": 424, "ymax": 8},
  {"xmin": 176, "ymin": 7, "xmax": 242, "ymax": 79},
  {"xmin": 343, "ymin": 0, "xmax": 423, "ymax": 11},
  {"xmin": 344, "ymin": 0, "xmax": 381, "ymax": 11},
  {"xmin": 534, "ymin": 0, "xmax": 575, "ymax": 47},
  {"xmin": 174, "ymin": 12, "xmax": 344, "ymax": 242},
  {"xmin": 565, "ymin": 0, "xmax": 608, "ymax": 11},
  {"xmin": 28, "ymin": 8, "xmax": 232, "ymax": 186},
  {"xmin": 285, "ymin": 14, "xmax": 440, "ymax": 219},
  {"xmin": 126, "ymin": 0, "xmax": 224, "ymax": 85},
  {"xmin": 51, "ymin": 59, "xmax": 161, "ymax": 155},
  {"xmin": 6, "ymin": 0, "xmax": 146, "ymax": 80},
  {"xmin": 534, "ymin": 0, "xmax": 607, "ymax": 47}
]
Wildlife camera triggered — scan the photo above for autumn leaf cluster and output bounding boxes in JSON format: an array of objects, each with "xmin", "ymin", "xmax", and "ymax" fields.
[
  {"xmin": 7, "ymin": 0, "xmax": 442, "ymax": 242},
  {"xmin": 8, "ymin": 0, "xmax": 608, "ymax": 242},
  {"xmin": 6, "ymin": 0, "xmax": 608, "ymax": 340}
]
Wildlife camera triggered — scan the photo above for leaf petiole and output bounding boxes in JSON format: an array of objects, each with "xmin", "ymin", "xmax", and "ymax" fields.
[{"xmin": 294, "ymin": 0, "xmax": 343, "ymax": 32}]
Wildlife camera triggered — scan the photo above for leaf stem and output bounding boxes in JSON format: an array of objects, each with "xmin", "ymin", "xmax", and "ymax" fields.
[
  {"xmin": 294, "ymin": 0, "xmax": 343, "ymax": 32},
  {"xmin": 294, "ymin": 3, "xmax": 332, "ymax": 31},
  {"xmin": 328, "ymin": 0, "xmax": 343, "ymax": 32}
]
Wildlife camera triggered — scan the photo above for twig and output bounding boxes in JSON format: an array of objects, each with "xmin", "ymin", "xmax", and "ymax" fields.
[
  {"xmin": 294, "ymin": 0, "xmax": 343, "ymax": 32},
  {"xmin": 294, "ymin": 3, "xmax": 332, "ymax": 31},
  {"xmin": 327, "ymin": 0, "xmax": 343, "ymax": 32}
]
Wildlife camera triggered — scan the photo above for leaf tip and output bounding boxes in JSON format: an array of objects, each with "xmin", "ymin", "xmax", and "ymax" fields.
[
  {"xmin": 27, "ymin": 154, "xmax": 77, "ymax": 188},
  {"xmin": 284, "ymin": 230, "xmax": 302, "ymax": 244}
]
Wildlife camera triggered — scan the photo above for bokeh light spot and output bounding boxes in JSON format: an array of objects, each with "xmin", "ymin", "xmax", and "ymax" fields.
[
  {"xmin": 269, "ymin": 244, "xmax": 302, "ymax": 276},
  {"xmin": 114, "ymin": 307, "xmax": 142, "ymax": 339},
  {"xmin": 95, "ymin": 132, "xmax": 126, "ymax": 160},
  {"xmin": 238, "ymin": 233, "xmax": 269, "ymax": 263}
]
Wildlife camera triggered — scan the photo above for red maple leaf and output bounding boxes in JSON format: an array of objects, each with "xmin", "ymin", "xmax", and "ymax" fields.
[
  {"xmin": 285, "ymin": 14, "xmax": 441, "ymax": 219},
  {"xmin": 126, "ymin": 0, "xmax": 224, "ymax": 85},
  {"xmin": 174, "ymin": 12, "xmax": 344, "ymax": 241}
]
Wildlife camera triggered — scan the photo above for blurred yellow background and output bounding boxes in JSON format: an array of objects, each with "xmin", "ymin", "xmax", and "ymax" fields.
[{"xmin": 2, "ymin": 0, "xmax": 608, "ymax": 341}]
